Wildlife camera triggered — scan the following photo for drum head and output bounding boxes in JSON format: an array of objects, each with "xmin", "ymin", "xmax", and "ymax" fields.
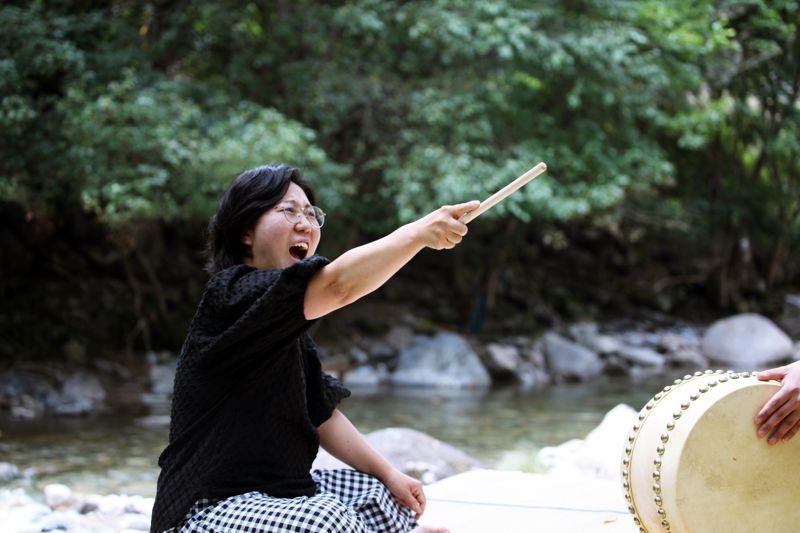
[{"xmin": 623, "ymin": 371, "xmax": 800, "ymax": 533}]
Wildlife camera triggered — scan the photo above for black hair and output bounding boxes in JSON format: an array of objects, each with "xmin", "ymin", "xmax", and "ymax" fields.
[{"xmin": 204, "ymin": 163, "xmax": 317, "ymax": 274}]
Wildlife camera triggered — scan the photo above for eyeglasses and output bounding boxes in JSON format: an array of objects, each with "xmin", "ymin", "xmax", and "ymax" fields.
[{"xmin": 278, "ymin": 205, "xmax": 326, "ymax": 228}]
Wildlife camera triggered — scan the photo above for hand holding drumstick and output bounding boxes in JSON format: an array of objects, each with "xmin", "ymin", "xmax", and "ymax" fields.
[{"xmin": 411, "ymin": 162, "xmax": 548, "ymax": 248}]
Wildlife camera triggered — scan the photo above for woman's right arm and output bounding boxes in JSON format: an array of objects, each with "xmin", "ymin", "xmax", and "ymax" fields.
[{"xmin": 303, "ymin": 200, "xmax": 479, "ymax": 320}]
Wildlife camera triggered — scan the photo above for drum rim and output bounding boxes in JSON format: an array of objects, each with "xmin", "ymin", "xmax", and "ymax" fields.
[{"xmin": 621, "ymin": 369, "xmax": 762, "ymax": 532}]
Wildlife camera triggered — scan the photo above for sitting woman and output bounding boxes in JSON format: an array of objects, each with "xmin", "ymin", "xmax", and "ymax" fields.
[{"xmin": 151, "ymin": 164, "xmax": 478, "ymax": 533}]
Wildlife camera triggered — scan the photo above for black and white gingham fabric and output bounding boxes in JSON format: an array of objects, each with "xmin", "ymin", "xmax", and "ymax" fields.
[{"xmin": 169, "ymin": 469, "xmax": 418, "ymax": 533}]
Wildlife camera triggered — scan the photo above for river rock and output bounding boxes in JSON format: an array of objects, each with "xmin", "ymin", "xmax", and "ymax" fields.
[
  {"xmin": 0, "ymin": 462, "xmax": 20, "ymax": 482},
  {"xmin": 149, "ymin": 358, "xmax": 177, "ymax": 396},
  {"xmin": 0, "ymin": 370, "xmax": 55, "ymax": 418},
  {"xmin": 56, "ymin": 372, "xmax": 106, "ymax": 415},
  {"xmin": 619, "ymin": 330, "xmax": 661, "ymax": 348},
  {"xmin": 358, "ymin": 339, "xmax": 393, "ymax": 361},
  {"xmin": 385, "ymin": 325, "xmax": 415, "ymax": 352},
  {"xmin": 617, "ymin": 346, "xmax": 665, "ymax": 368},
  {"xmin": 0, "ymin": 488, "xmax": 52, "ymax": 531},
  {"xmin": 390, "ymin": 332, "xmax": 491, "ymax": 388},
  {"xmin": 36, "ymin": 509, "xmax": 84, "ymax": 532},
  {"xmin": 0, "ymin": 369, "xmax": 108, "ymax": 418},
  {"xmin": 668, "ymin": 348, "xmax": 709, "ymax": 368},
  {"xmin": 484, "ymin": 343, "xmax": 521, "ymax": 374},
  {"xmin": 44, "ymin": 483, "xmax": 74, "ymax": 509},
  {"xmin": 543, "ymin": 333, "xmax": 604, "ymax": 381},
  {"xmin": 120, "ymin": 513, "xmax": 152, "ymax": 530},
  {"xmin": 313, "ymin": 427, "xmax": 482, "ymax": 484},
  {"xmin": 569, "ymin": 323, "xmax": 622, "ymax": 354},
  {"xmin": 536, "ymin": 403, "xmax": 637, "ymax": 480},
  {"xmin": 2, "ymin": 487, "xmax": 157, "ymax": 533},
  {"xmin": 702, "ymin": 314, "xmax": 792, "ymax": 368},
  {"xmin": 343, "ymin": 364, "xmax": 390, "ymax": 387}
]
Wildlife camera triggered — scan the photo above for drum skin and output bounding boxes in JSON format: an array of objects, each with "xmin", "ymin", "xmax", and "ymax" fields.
[{"xmin": 622, "ymin": 370, "xmax": 800, "ymax": 533}]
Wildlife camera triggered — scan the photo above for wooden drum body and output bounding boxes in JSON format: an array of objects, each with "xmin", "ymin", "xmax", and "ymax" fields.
[{"xmin": 622, "ymin": 370, "xmax": 800, "ymax": 532}]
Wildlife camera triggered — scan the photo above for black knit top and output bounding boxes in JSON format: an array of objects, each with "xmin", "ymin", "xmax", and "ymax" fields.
[{"xmin": 150, "ymin": 255, "xmax": 351, "ymax": 532}]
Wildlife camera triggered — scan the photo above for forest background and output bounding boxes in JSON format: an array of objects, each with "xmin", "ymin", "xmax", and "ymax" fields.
[{"xmin": 2, "ymin": 0, "xmax": 799, "ymax": 362}]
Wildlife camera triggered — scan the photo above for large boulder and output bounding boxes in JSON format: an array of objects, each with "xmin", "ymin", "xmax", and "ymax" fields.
[
  {"xmin": 701, "ymin": 314, "xmax": 792, "ymax": 368},
  {"xmin": 536, "ymin": 403, "xmax": 637, "ymax": 480},
  {"xmin": 313, "ymin": 427, "xmax": 483, "ymax": 483},
  {"xmin": 390, "ymin": 332, "xmax": 491, "ymax": 388},
  {"xmin": 543, "ymin": 333, "xmax": 604, "ymax": 381}
]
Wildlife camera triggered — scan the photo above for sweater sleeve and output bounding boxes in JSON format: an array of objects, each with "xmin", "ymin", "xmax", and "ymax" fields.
[
  {"xmin": 313, "ymin": 372, "xmax": 352, "ymax": 427},
  {"xmin": 190, "ymin": 255, "xmax": 330, "ymax": 372},
  {"xmin": 302, "ymin": 335, "xmax": 351, "ymax": 427}
]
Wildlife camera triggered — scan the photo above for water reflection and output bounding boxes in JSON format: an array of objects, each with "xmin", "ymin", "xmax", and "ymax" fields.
[
  {"xmin": 0, "ymin": 375, "xmax": 675, "ymax": 499},
  {"xmin": 342, "ymin": 376, "xmax": 661, "ymax": 467}
]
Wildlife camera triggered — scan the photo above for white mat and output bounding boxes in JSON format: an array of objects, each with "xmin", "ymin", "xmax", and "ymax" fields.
[{"xmin": 418, "ymin": 469, "xmax": 637, "ymax": 533}]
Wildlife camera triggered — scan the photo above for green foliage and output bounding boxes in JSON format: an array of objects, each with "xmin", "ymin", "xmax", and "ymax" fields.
[
  {"xmin": 0, "ymin": 2, "xmax": 346, "ymax": 229},
  {"xmin": 145, "ymin": 0, "xmax": 737, "ymax": 232},
  {"xmin": 63, "ymin": 73, "xmax": 346, "ymax": 227},
  {"xmin": 1, "ymin": 0, "xmax": 798, "ymax": 300},
  {"xmin": 0, "ymin": 3, "xmax": 86, "ymax": 205},
  {"xmin": 657, "ymin": 1, "xmax": 800, "ymax": 245}
]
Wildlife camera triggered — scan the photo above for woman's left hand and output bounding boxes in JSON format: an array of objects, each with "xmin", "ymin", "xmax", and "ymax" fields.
[{"xmin": 382, "ymin": 468, "xmax": 426, "ymax": 519}]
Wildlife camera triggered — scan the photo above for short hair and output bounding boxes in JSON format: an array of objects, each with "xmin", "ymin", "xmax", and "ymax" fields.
[{"xmin": 204, "ymin": 164, "xmax": 317, "ymax": 274}]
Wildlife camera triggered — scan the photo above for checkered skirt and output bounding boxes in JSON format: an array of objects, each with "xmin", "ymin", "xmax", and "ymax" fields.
[{"xmin": 168, "ymin": 469, "xmax": 418, "ymax": 532}]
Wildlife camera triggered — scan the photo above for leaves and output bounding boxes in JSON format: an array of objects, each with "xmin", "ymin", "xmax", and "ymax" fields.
[{"xmin": 1, "ymin": 0, "xmax": 798, "ymax": 276}]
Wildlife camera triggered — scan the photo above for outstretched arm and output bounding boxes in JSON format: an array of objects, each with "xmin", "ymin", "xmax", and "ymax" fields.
[
  {"xmin": 755, "ymin": 360, "xmax": 800, "ymax": 444},
  {"xmin": 304, "ymin": 201, "xmax": 479, "ymax": 320},
  {"xmin": 318, "ymin": 409, "xmax": 427, "ymax": 519}
]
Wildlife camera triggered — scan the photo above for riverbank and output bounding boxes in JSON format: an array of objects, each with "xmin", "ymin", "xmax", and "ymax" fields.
[
  {"xmin": 1, "ymin": 313, "xmax": 798, "ymax": 531},
  {"xmin": 1, "ymin": 404, "xmax": 641, "ymax": 533},
  {"xmin": 3, "ymin": 312, "xmax": 797, "ymax": 421}
]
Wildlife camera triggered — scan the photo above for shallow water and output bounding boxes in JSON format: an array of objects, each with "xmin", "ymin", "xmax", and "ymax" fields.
[{"xmin": 0, "ymin": 375, "xmax": 676, "ymax": 499}]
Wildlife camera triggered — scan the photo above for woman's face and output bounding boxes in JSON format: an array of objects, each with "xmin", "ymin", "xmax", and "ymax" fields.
[{"xmin": 242, "ymin": 182, "xmax": 321, "ymax": 269}]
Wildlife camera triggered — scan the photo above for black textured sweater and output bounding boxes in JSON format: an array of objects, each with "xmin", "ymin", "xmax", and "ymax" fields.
[{"xmin": 150, "ymin": 256, "xmax": 351, "ymax": 532}]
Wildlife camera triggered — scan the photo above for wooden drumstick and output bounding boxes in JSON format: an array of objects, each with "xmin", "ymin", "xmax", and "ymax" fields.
[{"xmin": 459, "ymin": 162, "xmax": 547, "ymax": 224}]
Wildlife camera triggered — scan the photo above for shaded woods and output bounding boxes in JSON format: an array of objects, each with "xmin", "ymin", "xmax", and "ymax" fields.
[{"xmin": 2, "ymin": 0, "xmax": 799, "ymax": 360}]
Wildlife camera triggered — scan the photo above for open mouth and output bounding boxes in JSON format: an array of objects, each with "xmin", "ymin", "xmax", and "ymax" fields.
[{"xmin": 289, "ymin": 242, "xmax": 309, "ymax": 260}]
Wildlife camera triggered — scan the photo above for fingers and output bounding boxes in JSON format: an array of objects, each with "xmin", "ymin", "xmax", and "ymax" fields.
[
  {"xmin": 756, "ymin": 373, "xmax": 800, "ymax": 425},
  {"xmin": 773, "ymin": 409, "xmax": 800, "ymax": 443},
  {"xmin": 417, "ymin": 201, "xmax": 479, "ymax": 250},
  {"xmin": 415, "ymin": 484, "xmax": 427, "ymax": 517},
  {"xmin": 400, "ymin": 481, "xmax": 426, "ymax": 519},
  {"xmin": 756, "ymin": 389, "xmax": 792, "ymax": 433},
  {"xmin": 755, "ymin": 389, "xmax": 790, "ymax": 425},
  {"xmin": 426, "ymin": 207, "xmax": 471, "ymax": 249},
  {"xmin": 448, "ymin": 200, "xmax": 480, "ymax": 219},
  {"xmin": 757, "ymin": 366, "xmax": 788, "ymax": 382},
  {"xmin": 440, "ymin": 207, "xmax": 470, "ymax": 236},
  {"xmin": 782, "ymin": 417, "xmax": 800, "ymax": 442},
  {"xmin": 758, "ymin": 391, "xmax": 800, "ymax": 444}
]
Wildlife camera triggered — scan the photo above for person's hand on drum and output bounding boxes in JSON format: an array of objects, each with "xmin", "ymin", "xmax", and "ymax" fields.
[{"xmin": 755, "ymin": 360, "xmax": 800, "ymax": 444}]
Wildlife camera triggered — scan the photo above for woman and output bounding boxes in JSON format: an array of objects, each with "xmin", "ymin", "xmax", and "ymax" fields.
[{"xmin": 151, "ymin": 163, "xmax": 478, "ymax": 532}]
